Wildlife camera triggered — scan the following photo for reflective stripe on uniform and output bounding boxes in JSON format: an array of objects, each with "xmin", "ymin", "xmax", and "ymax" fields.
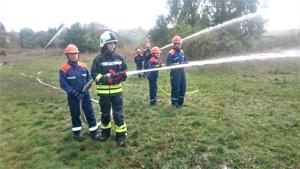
[
  {"xmin": 67, "ymin": 76, "xmax": 76, "ymax": 79},
  {"xmin": 72, "ymin": 126, "xmax": 82, "ymax": 131},
  {"xmin": 95, "ymin": 74, "xmax": 103, "ymax": 82},
  {"xmin": 96, "ymin": 84, "xmax": 122, "ymax": 89},
  {"xmin": 97, "ymin": 88, "xmax": 122, "ymax": 94},
  {"xmin": 100, "ymin": 122, "xmax": 112, "ymax": 129},
  {"xmin": 96, "ymin": 84, "xmax": 122, "ymax": 94},
  {"xmin": 101, "ymin": 61, "xmax": 122, "ymax": 66},
  {"xmin": 116, "ymin": 123, "xmax": 127, "ymax": 133},
  {"xmin": 89, "ymin": 125, "xmax": 98, "ymax": 131}
]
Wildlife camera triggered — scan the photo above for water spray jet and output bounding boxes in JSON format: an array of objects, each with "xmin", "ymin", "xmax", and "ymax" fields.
[{"xmin": 126, "ymin": 49, "xmax": 300, "ymax": 76}]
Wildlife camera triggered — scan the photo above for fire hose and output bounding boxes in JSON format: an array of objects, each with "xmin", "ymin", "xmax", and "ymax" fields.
[
  {"xmin": 21, "ymin": 72, "xmax": 99, "ymax": 125},
  {"xmin": 79, "ymin": 79, "xmax": 94, "ymax": 124}
]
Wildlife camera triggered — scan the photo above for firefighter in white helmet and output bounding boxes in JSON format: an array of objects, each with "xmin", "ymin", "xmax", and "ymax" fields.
[{"xmin": 91, "ymin": 31, "xmax": 128, "ymax": 147}]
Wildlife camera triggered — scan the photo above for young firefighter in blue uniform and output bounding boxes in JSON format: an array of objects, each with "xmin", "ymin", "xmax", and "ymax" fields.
[
  {"xmin": 166, "ymin": 36, "xmax": 188, "ymax": 108},
  {"xmin": 146, "ymin": 46, "xmax": 163, "ymax": 106},
  {"xmin": 142, "ymin": 42, "xmax": 152, "ymax": 77},
  {"xmin": 134, "ymin": 47, "xmax": 143, "ymax": 78},
  {"xmin": 59, "ymin": 44, "xmax": 99, "ymax": 140},
  {"xmin": 91, "ymin": 31, "xmax": 128, "ymax": 147}
]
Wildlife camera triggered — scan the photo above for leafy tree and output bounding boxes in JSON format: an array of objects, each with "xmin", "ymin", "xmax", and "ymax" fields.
[
  {"xmin": 149, "ymin": 0, "xmax": 210, "ymax": 46},
  {"xmin": 0, "ymin": 22, "xmax": 8, "ymax": 48},
  {"xmin": 169, "ymin": 22, "xmax": 193, "ymax": 39},
  {"xmin": 6, "ymin": 31, "xmax": 20, "ymax": 48},
  {"xmin": 167, "ymin": 0, "xmax": 182, "ymax": 23},
  {"xmin": 118, "ymin": 27, "xmax": 148, "ymax": 49},
  {"xmin": 44, "ymin": 26, "xmax": 63, "ymax": 49},
  {"xmin": 19, "ymin": 28, "xmax": 36, "ymax": 48},
  {"xmin": 149, "ymin": 0, "xmax": 265, "ymax": 58},
  {"xmin": 204, "ymin": 0, "xmax": 264, "ymax": 39},
  {"xmin": 35, "ymin": 30, "xmax": 50, "ymax": 48},
  {"xmin": 86, "ymin": 22, "xmax": 107, "ymax": 52},
  {"xmin": 178, "ymin": 0, "xmax": 201, "ymax": 25},
  {"xmin": 167, "ymin": 0, "xmax": 204, "ymax": 26},
  {"xmin": 59, "ymin": 22, "xmax": 89, "ymax": 52},
  {"xmin": 148, "ymin": 15, "xmax": 169, "ymax": 46}
]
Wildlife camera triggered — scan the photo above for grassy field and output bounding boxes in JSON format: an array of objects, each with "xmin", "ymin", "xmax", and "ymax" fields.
[{"xmin": 0, "ymin": 53, "xmax": 299, "ymax": 169}]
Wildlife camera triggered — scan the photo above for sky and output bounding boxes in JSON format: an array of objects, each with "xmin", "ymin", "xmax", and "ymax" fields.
[
  {"xmin": 262, "ymin": 0, "xmax": 300, "ymax": 30},
  {"xmin": 0, "ymin": 0, "xmax": 168, "ymax": 32},
  {"xmin": 0, "ymin": 0, "xmax": 299, "ymax": 32}
]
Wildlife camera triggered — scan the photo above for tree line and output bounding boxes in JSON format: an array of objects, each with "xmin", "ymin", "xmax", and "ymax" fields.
[
  {"xmin": 0, "ymin": 22, "xmax": 148, "ymax": 53},
  {"xmin": 148, "ymin": 0, "xmax": 268, "ymax": 60}
]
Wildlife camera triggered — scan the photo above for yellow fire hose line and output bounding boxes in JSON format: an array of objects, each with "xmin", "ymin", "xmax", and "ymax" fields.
[{"xmin": 159, "ymin": 86, "xmax": 199, "ymax": 96}]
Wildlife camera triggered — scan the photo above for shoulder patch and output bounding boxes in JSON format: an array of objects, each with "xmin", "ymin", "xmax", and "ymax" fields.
[
  {"xmin": 78, "ymin": 61, "xmax": 87, "ymax": 68},
  {"xmin": 168, "ymin": 49, "xmax": 175, "ymax": 55},
  {"xmin": 60, "ymin": 63, "xmax": 71, "ymax": 73}
]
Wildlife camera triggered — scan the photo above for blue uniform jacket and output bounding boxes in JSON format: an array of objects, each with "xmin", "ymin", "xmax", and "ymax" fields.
[
  {"xmin": 146, "ymin": 56, "xmax": 159, "ymax": 79},
  {"xmin": 143, "ymin": 49, "xmax": 152, "ymax": 69},
  {"xmin": 166, "ymin": 48, "xmax": 187, "ymax": 68},
  {"xmin": 59, "ymin": 61, "xmax": 92, "ymax": 95},
  {"xmin": 134, "ymin": 54, "xmax": 143, "ymax": 69}
]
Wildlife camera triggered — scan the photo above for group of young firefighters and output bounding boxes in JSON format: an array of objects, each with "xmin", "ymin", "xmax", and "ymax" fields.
[
  {"xmin": 135, "ymin": 36, "xmax": 188, "ymax": 107},
  {"xmin": 59, "ymin": 31, "xmax": 188, "ymax": 147}
]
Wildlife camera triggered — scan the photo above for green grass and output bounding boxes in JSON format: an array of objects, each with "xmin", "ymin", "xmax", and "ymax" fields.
[{"xmin": 0, "ymin": 54, "xmax": 299, "ymax": 169}]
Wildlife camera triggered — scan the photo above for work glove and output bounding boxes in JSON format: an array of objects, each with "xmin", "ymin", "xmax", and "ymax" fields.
[
  {"xmin": 106, "ymin": 77, "xmax": 114, "ymax": 85},
  {"xmin": 74, "ymin": 91, "xmax": 85, "ymax": 100},
  {"xmin": 114, "ymin": 71, "xmax": 127, "ymax": 83},
  {"xmin": 102, "ymin": 69, "xmax": 117, "ymax": 79},
  {"xmin": 108, "ymin": 69, "xmax": 117, "ymax": 77},
  {"xmin": 97, "ymin": 73, "xmax": 112, "ymax": 84},
  {"xmin": 103, "ymin": 73, "xmax": 111, "ymax": 78}
]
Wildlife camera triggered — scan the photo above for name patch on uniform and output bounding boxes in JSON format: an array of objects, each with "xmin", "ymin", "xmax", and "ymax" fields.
[
  {"xmin": 67, "ymin": 76, "xmax": 76, "ymax": 79},
  {"xmin": 101, "ymin": 61, "xmax": 122, "ymax": 66}
]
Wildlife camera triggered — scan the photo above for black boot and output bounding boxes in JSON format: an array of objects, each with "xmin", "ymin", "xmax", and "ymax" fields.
[
  {"xmin": 116, "ymin": 132, "xmax": 126, "ymax": 147},
  {"xmin": 90, "ymin": 129, "xmax": 100, "ymax": 141},
  {"xmin": 99, "ymin": 128, "xmax": 110, "ymax": 142},
  {"xmin": 178, "ymin": 97, "xmax": 184, "ymax": 107},
  {"xmin": 73, "ymin": 133, "xmax": 84, "ymax": 141},
  {"xmin": 172, "ymin": 103, "xmax": 181, "ymax": 108},
  {"xmin": 99, "ymin": 135, "xmax": 109, "ymax": 142},
  {"xmin": 116, "ymin": 139, "xmax": 125, "ymax": 147},
  {"xmin": 92, "ymin": 134, "xmax": 100, "ymax": 140},
  {"xmin": 150, "ymin": 101, "xmax": 156, "ymax": 106}
]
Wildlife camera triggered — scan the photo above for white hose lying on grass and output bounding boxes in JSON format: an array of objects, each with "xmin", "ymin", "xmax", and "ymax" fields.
[
  {"xmin": 21, "ymin": 72, "xmax": 99, "ymax": 103},
  {"xmin": 21, "ymin": 72, "xmax": 103, "ymax": 126}
]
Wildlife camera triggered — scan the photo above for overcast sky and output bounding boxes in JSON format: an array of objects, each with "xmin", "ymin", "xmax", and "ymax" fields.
[
  {"xmin": 0, "ymin": 0, "xmax": 168, "ymax": 32},
  {"xmin": 263, "ymin": 0, "xmax": 300, "ymax": 30},
  {"xmin": 0, "ymin": 0, "xmax": 299, "ymax": 32}
]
